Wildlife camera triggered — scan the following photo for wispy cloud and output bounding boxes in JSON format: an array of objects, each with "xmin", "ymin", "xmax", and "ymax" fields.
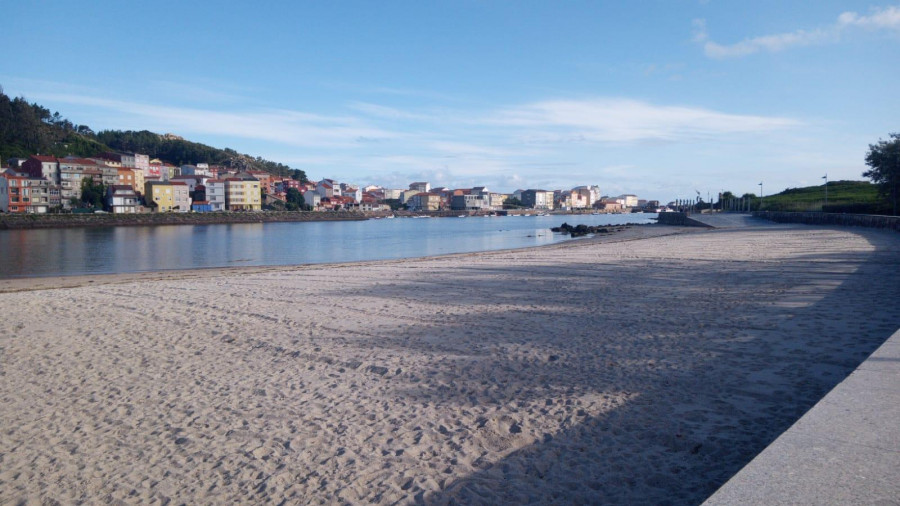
[
  {"xmin": 695, "ymin": 5, "xmax": 900, "ymax": 59},
  {"xmin": 486, "ymin": 98, "xmax": 799, "ymax": 143},
  {"xmin": 347, "ymin": 101, "xmax": 431, "ymax": 121},
  {"xmin": 30, "ymin": 92, "xmax": 399, "ymax": 148}
]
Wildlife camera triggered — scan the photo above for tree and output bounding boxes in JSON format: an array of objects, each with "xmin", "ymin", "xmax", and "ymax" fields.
[
  {"xmin": 503, "ymin": 197, "xmax": 523, "ymax": 209},
  {"xmin": 290, "ymin": 169, "xmax": 307, "ymax": 182},
  {"xmin": 382, "ymin": 198, "xmax": 403, "ymax": 211},
  {"xmin": 863, "ymin": 133, "xmax": 900, "ymax": 216},
  {"xmin": 80, "ymin": 177, "xmax": 106, "ymax": 209},
  {"xmin": 285, "ymin": 188, "xmax": 305, "ymax": 211}
]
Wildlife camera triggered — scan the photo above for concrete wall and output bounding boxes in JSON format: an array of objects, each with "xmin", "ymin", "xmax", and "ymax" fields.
[
  {"xmin": 704, "ymin": 328, "xmax": 900, "ymax": 504},
  {"xmin": 656, "ymin": 212, "xmax": 713, "ymax": 227},
  {"xmin": 754, "ymin": 211, "xmax": 900, "ymax": 231}
]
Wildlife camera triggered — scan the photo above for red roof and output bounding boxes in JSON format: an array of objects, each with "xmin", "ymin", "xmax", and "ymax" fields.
[
  {"xmin": 170, "ymin": 182, "xmax": 187, "ymax": 186},
  {"xmin": 30, "ymin": 155, "xmax": 58, "ymax": 163},
  {"xmin": 61, "ymin": 157, "xmax": 98, "ymax": 164}
]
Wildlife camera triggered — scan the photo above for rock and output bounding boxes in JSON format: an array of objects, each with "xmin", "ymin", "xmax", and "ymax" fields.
[
  {"xmin": 366, "ymin": 365, "xmax": 389, "ymax": 376},
  {"xmin": 550, "ymin": 222, "xmax": 621, "ymax": 237}
]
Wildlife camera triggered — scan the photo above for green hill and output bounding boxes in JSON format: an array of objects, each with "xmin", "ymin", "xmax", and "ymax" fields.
[
  {"xmin": 760, "ymin": 180, "xmax": 887, "ymax": 213},
  {"xmin": 0, "ymin": 86, "xmax": 305, "ymax": 181}
]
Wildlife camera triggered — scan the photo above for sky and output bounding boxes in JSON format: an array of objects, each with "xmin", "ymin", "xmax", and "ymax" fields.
[{"xmin": 2, "ymin": 1, "xmax": 899, "ymax": 202}]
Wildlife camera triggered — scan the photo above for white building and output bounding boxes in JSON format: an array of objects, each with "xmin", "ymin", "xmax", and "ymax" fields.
[
  {"xmin": 317, "ymin": 179, "xmax": 340, "ymax": 198},
  {"xmin": 409, "ymin": 181, "xmax": 430, "ymax": 193},
  {"xmin": 617, "ymin": 194, "xmax": 639, "ymax": 208},
  {"xmin": 204, "ymin": 179, "xmax": 227, "ymax": 211},
  {"xmin": 340, "ymin": 183, "xmax": 362, "ymax": 203},
  {"xmin": 107, "ymin": 185, "xmax": 139, "ymax": 213},
  {"xmin": 301, "ymin": 188, "xmax": 322, "ymax": 209},
  {"xmin": 573, "ymin": 185, "xmax": 601, "ymax": 207}
]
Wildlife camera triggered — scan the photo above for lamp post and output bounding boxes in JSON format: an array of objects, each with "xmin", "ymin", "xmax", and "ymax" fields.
[
  {"xmin": 823, "ymin": 173, "xmax": 828, "ymax": 211},
  {"xmin": 758, "ymin": 182, "xmax": 763, "ymax": 211}
]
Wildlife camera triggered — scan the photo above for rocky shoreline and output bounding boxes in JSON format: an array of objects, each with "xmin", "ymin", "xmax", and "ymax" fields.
[{"xmin": 551, "ymin": 222, "xmax": 630, "ymax": 237}]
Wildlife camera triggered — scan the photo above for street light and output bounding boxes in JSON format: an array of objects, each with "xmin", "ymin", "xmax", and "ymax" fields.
[
  {"xmin": 758, "ymin": 182, "xmax": 763, "ymax": 211},
  {"xmin": 822, "ymin": 173, "xmax": 828, "ymax": 211}
]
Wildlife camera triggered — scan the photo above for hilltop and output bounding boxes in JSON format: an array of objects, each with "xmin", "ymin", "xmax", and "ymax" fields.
[{"xmin": 0, "ymin": 87, "xmax": 306, "ymax": 181}]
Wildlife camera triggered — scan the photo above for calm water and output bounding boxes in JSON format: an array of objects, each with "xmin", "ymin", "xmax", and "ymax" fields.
[{"xmin": 0, "ymin": 213, "xmax": 657, "ymax": 278}]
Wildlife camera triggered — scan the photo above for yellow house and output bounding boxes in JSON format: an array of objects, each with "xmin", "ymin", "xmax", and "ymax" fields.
[
  {"xmin": 132, "ymin": 169, "xmax": 145, "ymax": 194},
  {"xmin": 225, "ymin": 177, "xmax": 262, "ymax": 211},
  {"xmin": 144, "ymin": 181, "xmax": 175, "ymax": 212}
]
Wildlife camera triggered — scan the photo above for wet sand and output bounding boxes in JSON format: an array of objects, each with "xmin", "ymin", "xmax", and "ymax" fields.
[{"xmin": 0, "ymin": 223, "xmax": 898, "ymax": 504}]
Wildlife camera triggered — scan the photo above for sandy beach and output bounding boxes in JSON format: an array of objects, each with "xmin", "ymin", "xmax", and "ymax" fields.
[{"xmin": 1, "ymin": 221, "xmax": 898, "ymax": 504}]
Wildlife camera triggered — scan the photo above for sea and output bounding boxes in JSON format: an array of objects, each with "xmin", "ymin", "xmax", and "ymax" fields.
[{"xmin": 0, "ymin": 213, "xmax": 658, "ymax": 278}]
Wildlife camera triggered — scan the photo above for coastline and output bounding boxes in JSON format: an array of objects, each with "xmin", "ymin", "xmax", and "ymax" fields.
[
  {"xmin": 0, "ymin": 224, "xmax": 687, "ymax": 293},
  {"xmin": 2, "ymin": 222, "xmax": 897, "ymax": 503},
  {"xmin": 0, "ymin": 210, "xmax": 369, "ymax": 230},
  {"xmin": 0, "ymin": 208, "xmax": 639, "ymax": 230}
]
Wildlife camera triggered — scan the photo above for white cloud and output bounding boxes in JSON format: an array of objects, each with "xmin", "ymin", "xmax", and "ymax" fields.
[
  {"xmin": 347, "ymin": 101, "xmax": 430, "ymax": 121},
  {"xmin": 696, "ymin": 5, "xmax": 900, "ymax": 59},
  {"xmin": 703, "ymin": 28, "xmax": 833, "ymax": 59},
  {"xmin": 838, "ymin": 5, "xmax": 900, "ymax": 30},
  {"xmin": 30, "ymin": 92, "xmax": 399, "ymax": 148},
  {"xmin": 486, "ymin": 98, "xmax": 799, "ymax": 143}
]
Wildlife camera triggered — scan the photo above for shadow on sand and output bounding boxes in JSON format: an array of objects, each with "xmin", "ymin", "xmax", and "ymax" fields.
[{"xmin": 338, "ymin": 226, "xmax": 900, "ymax": 504}]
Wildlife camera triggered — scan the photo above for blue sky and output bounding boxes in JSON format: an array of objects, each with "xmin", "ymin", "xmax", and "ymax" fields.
[{"xmin": 3, "ymin": 1, "xmax": 898, "ymax": 201}]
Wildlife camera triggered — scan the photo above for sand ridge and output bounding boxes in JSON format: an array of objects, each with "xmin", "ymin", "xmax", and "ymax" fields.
[{"xmin": 0, "ymin": 222, "xmax": 898, "ymax": 503}]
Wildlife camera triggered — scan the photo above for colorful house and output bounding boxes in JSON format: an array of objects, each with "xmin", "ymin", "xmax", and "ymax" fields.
[
  {"xmin": 225, "ymin": 177, "xmax": 262, "ymax": 211},
  {"xmin": 144, "ymin": 181, "xmax": 175, "ymax": 212},
  {"xmin": 0, "ymin": 171, "xmax": 28, "ymax": 213}
]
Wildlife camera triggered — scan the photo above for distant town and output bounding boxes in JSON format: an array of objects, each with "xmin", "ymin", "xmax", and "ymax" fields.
[{"xmin": 1, "ymin": 151, "xmax": 667, "ymax": 215}]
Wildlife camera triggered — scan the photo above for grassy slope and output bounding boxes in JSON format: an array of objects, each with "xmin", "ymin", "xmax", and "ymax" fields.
[{"xmin": 761, "ymin": 180, "xmax": 882, "ymax": 212}]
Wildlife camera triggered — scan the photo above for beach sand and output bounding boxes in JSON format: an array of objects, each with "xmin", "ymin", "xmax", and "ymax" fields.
[{"xmin": 1, "ymin": 222, "xmax": 898, "ymax": 504}]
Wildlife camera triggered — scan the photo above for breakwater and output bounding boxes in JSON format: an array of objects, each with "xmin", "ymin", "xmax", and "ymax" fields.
[
  {"xmin": 753, "ymin": 211, "xmax": 900, "ymax": 231},
  {"xmin": 0, "ymin": 211, "xmax": 368, "ymax": 230},
  {"xmin": 655, "ymin": 212, "xmax": 712, "ymax": 227}
]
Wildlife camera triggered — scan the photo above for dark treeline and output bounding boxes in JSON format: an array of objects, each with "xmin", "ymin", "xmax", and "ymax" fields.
[
  {"xmin": 0, "ymin": 87, "xmax": 306, "ymax": 181},
  {"xmin": 0, "ymin": 86, "xmax": 108, "ymax": 158}
]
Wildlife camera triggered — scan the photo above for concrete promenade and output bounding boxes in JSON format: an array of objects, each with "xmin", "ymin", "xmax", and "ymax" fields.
[{"xmin": 704, "ymin": 328, "xmax": 900, "ymax": 505}]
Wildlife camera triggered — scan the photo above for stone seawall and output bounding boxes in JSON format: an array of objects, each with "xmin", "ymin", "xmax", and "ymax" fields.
[
  {"xmin": 656, "ymin": 212, "xmax": 712, "ymax": 227},
  {"xmin": 0, "ymin": 211, "xmax": 369, "ymax": 230},
  {"xmin": 754, "ymin": 211, "xmax": 900, "ymax": 231}
]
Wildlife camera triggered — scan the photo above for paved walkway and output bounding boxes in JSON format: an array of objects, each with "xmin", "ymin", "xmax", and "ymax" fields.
[
  {"xmin": 688, "ymin": 213, "xmax": 765, "ymax": 228},
  {"xmin": 704, "ymin": 328, "xmax": 900, "ymax": 505}
]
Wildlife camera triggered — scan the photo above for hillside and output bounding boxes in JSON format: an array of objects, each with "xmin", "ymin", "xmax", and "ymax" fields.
[
  {"xmin": 0, "ymin": 87, "xmax": 306, "ymax": 181},
  {"xmin": 760, "ymin": 180, "xmax": 887, "ymax": 213}
]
